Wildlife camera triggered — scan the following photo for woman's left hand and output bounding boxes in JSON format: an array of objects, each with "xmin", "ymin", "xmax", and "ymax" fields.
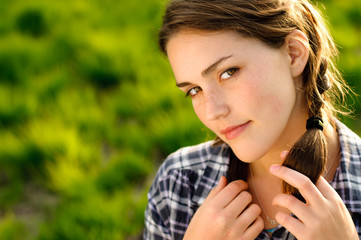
[{"xmin": 270, "ymin": 164, "xmax": 359, "ymax": 240}]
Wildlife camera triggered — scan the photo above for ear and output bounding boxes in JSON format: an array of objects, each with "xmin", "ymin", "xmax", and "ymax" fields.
[{"xmin": 284, "ymin": 30, "xmax": 309, "ymax": 78}]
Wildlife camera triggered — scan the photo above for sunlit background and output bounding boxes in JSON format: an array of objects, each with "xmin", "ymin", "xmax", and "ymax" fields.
[{"xmin": 0, "ymin": 0, "xmax": 360, "ymax": 239}]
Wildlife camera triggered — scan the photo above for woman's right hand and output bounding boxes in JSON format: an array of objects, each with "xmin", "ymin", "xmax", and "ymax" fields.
[{"xmin": 183, "ymin": 176, "xmax": 264, "ymax": 240}]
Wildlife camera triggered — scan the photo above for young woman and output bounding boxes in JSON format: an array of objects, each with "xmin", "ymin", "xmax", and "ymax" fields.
[{"xmin": 144, "ymin": 0, "xmax": 361, "ymax": 239}]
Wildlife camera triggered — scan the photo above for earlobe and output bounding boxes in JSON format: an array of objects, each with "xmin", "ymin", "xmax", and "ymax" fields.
[{"xmin": 285, "ymin": 30, "xmax": 310, "ymax": 78}]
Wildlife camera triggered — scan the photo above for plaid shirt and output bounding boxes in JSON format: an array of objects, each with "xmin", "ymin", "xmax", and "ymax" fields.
[{"xmin": 144, "ymin": 120, "xmax": 361, "ymax": 239}]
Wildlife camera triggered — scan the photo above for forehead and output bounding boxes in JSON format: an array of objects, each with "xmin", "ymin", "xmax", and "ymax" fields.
[
  {"xmin": 166, "ymin": 30, "xmax": 272, "ymax": 80},
  {"xmin": 167, "ymin": 30, "xmax": 246, "ymax": 61}
]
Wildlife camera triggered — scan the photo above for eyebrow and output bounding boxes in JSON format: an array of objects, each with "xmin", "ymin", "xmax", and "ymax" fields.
[
  {"xmin": 175, "ymin": 55, "xmax": 233, "ymax": 88},
  {"xmin": 202, "ymin": 55, "xmax": 233, "ymax": 77}
]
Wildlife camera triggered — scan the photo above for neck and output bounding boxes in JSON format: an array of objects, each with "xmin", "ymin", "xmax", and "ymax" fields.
[
  {"xmin": 249, "ymin": 117, "xmax": 340, "ymax": 180},
  {"xmin": 249, "ymin": 151, "xmax": 282, "ymax": 178},
  {"xmin": 250, "ymin": 111, "xmax": 308, "ymax": 178}
]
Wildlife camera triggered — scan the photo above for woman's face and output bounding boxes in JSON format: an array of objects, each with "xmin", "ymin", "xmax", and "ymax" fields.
[{"xmin": 167, "ymin": 30, "xmax": 308, "ymax": 162}]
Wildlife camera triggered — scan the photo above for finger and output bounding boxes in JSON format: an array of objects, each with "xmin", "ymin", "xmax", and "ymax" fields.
[
  {"xmin": 275, "ymin": 211, "xmax": 305, "ymax": 239},
  {"xmin": 241, "ymin": 216, "xmax": 264, "ymax": 240},
  {"xmin": 205, "ymin": 176, "xmax": 228, "ymax": 202},
  {"xmin": 280, "ymin": 150, "xmax": 289, "ymax": 161},
  {"xmin": 315, "ymin": 176, "xmax": 340, "ymax": 200},
  {"xmin": 224, "ymin": 190, "xmax": 252, "ymax": 217},
  {"xmin": 272, "ymin": 194, "xmax": 311, "ymax": 221},
  {"xmin": 270, "ymin": 164, "xmax": 324, "ymax": 205},
  {"xmin": 213, "ymin": 180, "xmax": 248, "ymax": 208},
  {"xmin": 235, "ymin": 204, "xmax": 261, "ymax": 232}
]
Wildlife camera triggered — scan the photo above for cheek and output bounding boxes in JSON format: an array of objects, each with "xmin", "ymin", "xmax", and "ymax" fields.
[
  {"xmin": 262, "ymin": 91, "xmax": 291, "ymax": 115},
  {"xmin": 242, "ymin": 75, "xmax": 296, "ymax": 117},
  {"xmin": 191, "ymin": 99, "xmax": 206, "ymax": 124}
]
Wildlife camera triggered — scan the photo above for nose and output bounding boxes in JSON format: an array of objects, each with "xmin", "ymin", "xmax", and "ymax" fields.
[{"xmin": 203, "ymin": 90, "xmax": 230, "ymax": 121}]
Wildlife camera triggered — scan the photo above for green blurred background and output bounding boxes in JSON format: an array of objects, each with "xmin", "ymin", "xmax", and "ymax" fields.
[{"xmin": 0, "ymin": 0, "xmax": 360, "ymax": 239}]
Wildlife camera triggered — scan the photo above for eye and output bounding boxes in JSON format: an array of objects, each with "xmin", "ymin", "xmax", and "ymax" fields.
[
  {"xmin": 186, "ymin": 86, "xmax": 201, "ymax": 97},
  {"xmin": 220, "ymin": 68, "xmax": 238, "ymax": 80}
]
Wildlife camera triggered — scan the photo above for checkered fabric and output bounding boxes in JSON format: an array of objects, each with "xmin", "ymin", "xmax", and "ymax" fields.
[{"xmin": 144, "ymin": 120, "xmax": 361, "ymax": 239}]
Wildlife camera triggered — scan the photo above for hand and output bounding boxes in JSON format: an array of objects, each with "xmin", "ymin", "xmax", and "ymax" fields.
[
  {"xmin": 270, "ymin": 164, "xmax": 359, "ymax": 240},
  {"xmin": 183, "ymin": 176, "xmax": 264, "ymax": 240}
]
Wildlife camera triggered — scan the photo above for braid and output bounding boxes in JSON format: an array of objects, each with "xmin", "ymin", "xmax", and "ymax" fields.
[
  {"xmin": 279, "ymin": 0, "xmax": 337, "ymax": 201},
  {"xmin": 281, "ymin": 61, "xmax": 330, "ymax": 201}
]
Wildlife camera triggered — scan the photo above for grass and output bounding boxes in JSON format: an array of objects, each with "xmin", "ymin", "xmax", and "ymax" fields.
[{"xmin": 0, "ymin": 0, "xmax": 360, "ymax": 239}]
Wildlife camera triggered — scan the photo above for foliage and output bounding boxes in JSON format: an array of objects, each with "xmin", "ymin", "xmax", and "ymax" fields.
[{"xmin": 0, "ymin": 0, "xmax": 359, "ymax": 239}]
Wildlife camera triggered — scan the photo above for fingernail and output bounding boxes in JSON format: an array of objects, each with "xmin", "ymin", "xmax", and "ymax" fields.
[
  {"xmin": 219, "ymin": 176, "xmax": 227, "ymax": 185},
  {"xmin": 280, "ymin": 150, "xmax": 288, "ymax": 160},
  {"xmin": 270, "ymin": 164, "xmax": 281, "ymax": 173}
]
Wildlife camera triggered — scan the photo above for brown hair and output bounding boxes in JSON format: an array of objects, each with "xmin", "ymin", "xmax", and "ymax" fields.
[{"xmin": 158, "ymin": 0, "xmax": 349, "ymax": 198}]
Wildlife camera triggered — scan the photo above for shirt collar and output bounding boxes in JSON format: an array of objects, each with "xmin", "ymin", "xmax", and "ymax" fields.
[
  {"xmin": 331, "ymin": 120, "xmax": 361, "ymax": 214},
  {"xmin": 191, "ymin": 143, "xmax": 230, "ymax": 207}
]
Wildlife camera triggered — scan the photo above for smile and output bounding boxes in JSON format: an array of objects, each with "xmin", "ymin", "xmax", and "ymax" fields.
[{"xmin": 220, "ymin": 121, "xmax": 251, "ymax": 140}]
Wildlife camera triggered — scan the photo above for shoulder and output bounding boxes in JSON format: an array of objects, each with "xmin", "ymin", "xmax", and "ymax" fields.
[
  {"xmin": 148, "ymin": 140, "xmax": 230, "ymax": 201},
  {"xmin": 337, "ymin": 120, "xmax": 361, "ymax": 145},
  {"xmin": 336, "ymin": 120, "xmax": 361, "ymax": 163},
  {"xmin": 144, "ymin": 141, "xmax": 231, "ymax": 239},
  {"xmin": 150, "ymin": 140, "xmax": 230, "ymax": 201},
  {"xmin": 334, "ymin": 120, "xmax": 361, "ymax": 214},
  {"xmin": 159, "ymin": 140, "xmax": 230, "ymax": 174}
]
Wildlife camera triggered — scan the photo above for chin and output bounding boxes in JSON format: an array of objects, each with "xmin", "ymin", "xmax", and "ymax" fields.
[
  {"xmin": 230, "ymin": 135, "xmax": 281, "ymax": 162},
  {"xmin": 230, "ymin": 145, "xmax": 266, "ymax": 163}
]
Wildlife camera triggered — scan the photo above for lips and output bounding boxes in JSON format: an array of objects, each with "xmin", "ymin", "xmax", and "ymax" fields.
[{"xmin": 220, "ymin": 121, "xmax": 250, "ymax": 140}]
